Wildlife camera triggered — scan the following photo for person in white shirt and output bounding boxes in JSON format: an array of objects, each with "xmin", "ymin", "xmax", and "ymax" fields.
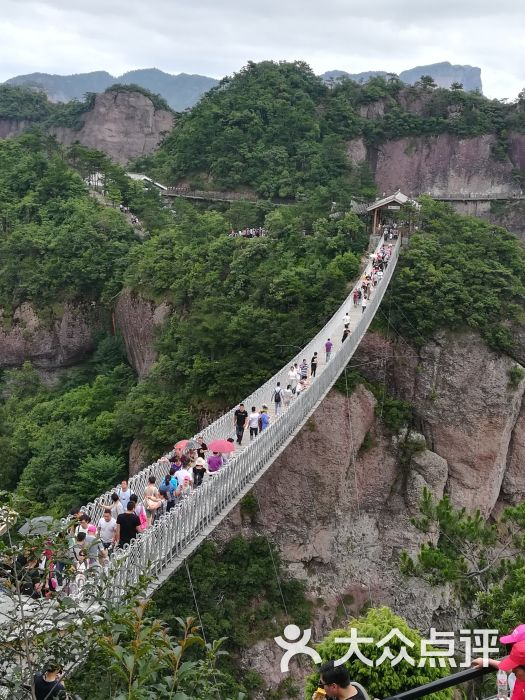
[
  {"xmin": 287, "ymin": 366, "xmax": 297, "ymax": 394},
  {"xmin": 97, "ymin": 509, "xmax": 117, "ymax": 549},
  {"xmin": 283, "ymin": 385, "xmax": 293, "ymax": 407},
  {"xmin": 117, "ymin": 479, "xmax": 132, "ymax": 510},
  {"xmin": 248, "ymin": 406, "xmax": 260, "ymax": 440},
  {"xmin": 342, "ymin": 312, "xmax": 351, "ymax": 326},
  {"xmin": 361, "ymin": 296, "xmax": 368, "ymax": 313}
]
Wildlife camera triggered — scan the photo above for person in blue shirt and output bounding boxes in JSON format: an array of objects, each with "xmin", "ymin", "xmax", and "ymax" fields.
[{"xmin": 259, "ymin": 405, "xmax": 270, "ymax": 432}]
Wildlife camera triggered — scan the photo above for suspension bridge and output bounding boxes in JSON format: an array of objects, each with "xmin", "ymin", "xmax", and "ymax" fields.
[{"xmin": 72, "ymin": 236, "xmax": 401, "ymax": 600}]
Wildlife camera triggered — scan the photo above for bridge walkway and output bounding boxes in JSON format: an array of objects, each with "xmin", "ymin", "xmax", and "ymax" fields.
[{"xmin": 77, "ymin": 237, "xmax": 401, "ymax": 600}]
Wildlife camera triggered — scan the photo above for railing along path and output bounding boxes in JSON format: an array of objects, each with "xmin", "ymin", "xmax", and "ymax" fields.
[{"xmin": 80, "ymin": 237, "xmax": 401, "ymax": 598}]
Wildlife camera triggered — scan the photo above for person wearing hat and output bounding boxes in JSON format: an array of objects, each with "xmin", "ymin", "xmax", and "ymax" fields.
[
  {"xmin": 193, "ymin": 457, "xmax": 207, "ymax": 487},
  {"xmin": 473, "ymin": 625, "xmax": 525, "ymax": 699}
]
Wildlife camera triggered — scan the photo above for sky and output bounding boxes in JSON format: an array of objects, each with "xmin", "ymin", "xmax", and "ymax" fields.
[{"xmin": 1, "ymin": 0, "xmax": 524, "ymax": 100}]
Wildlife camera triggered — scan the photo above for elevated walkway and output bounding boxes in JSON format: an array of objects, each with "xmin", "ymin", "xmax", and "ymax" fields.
[{"xmin": 77, "ymin": 237, "xmax": 401, "ymax": 599}]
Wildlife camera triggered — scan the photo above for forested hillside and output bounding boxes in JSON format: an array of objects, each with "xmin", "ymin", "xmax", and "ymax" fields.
[
  {"xmin": 0, "ymin": 131, "xmax": 368, "ymax": 516},
  {"xmin": 137, "ymin": 61, "xmax": 525, "ymax": 196}
]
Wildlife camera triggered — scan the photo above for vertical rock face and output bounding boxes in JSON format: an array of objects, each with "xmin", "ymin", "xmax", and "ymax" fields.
[
  {"xmin": 49, "ymin": 90, "xmax": 174, "ymax": 165},
  {"xmin": 371, "ymin": 134, "xmax": 522, "ymax": 196},
  {"xmin": 114, "ymin": 289, "xmax": 171, "ymax": 378},
  {"xmin": 356, "ymin": 330, "xmax": 525, "ymax": 516},
  {"xmin": 0, "ymin": 302, "xmax": 105, "ymax": 369}
]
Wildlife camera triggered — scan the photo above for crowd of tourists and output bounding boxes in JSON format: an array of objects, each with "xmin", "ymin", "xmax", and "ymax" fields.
[
  {"xmin": 228, "ymin": 227, "xmax": 267, "ymax": 238},
  {"xmin": 3, "ymin": 241, "xmax": 393, "ymax": 600}
]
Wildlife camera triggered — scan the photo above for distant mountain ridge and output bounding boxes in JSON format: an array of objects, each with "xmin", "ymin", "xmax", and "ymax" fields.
[
  {"xmin": 4, "ymin": 61, "xmax": 482, "ymax": 111},
  {"xmin": 4, "ymin": 68, "xmax": 219, "ymax": 111},
  {"xmin": 321, "ymin": 62, "xmax": 482, "ymax": 92}
]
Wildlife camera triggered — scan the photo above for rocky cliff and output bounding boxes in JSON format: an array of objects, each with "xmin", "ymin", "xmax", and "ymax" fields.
[
  {"xmin": 348, "ymin": 132, "xmax": 525, "ymax": 197},
  {"xmin": 0, "ymin": 90, "xmax": 174, "ymax": 164},
  {"xmin": 0, "ymin": 302, "xmax": 107, "ymax": 373},
  {"xmin": 49, "ymin": 90, "xmax": 174, "ymax": 165},
  {"xmin": 114, "ymin": 289, "xmax": 171, "ymax": 378}
]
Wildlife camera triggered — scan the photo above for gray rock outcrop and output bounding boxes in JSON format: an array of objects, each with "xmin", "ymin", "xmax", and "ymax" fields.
[
  {"xmin": 0, "ymin": 302, "xmax": 105, "ymax": 369},
  {"xmin": 114, "ymin": 289, "xmax": 171, "ymax": 378},
  {"xmin": 49, "ymin": 90, "xmax": 174, "ymax": 165}
]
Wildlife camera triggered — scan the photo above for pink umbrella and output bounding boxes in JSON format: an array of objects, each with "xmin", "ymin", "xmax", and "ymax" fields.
[
  {"xmin": 208, "ymin": 439, "xmax": 235, "ymax": 453},
  {"xmin": 174, "ymin": 439, "xmax": 189, "ymax": 450}
]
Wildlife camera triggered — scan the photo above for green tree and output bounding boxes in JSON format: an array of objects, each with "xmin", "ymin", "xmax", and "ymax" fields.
[{"xmin": 306, "ymin": 607, "xmax": 453, "ymax": 699}]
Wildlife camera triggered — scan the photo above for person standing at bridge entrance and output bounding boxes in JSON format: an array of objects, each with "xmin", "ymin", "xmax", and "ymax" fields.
[{"xmin": 234, "ymin": 403, "xmax": 248, "ymax": 444}]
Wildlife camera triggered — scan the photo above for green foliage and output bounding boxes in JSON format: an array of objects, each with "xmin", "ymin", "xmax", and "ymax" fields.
[
  {"xmin": 0, "ymin": 85, "xmax": 53, "ymax": 120},
  {"xmin": 150, "ymin": 538, "xmax": 311, "ymax": 651},
  {"xmin": 305, "ymin": 607, "xmax": 453, "ymax": 700},
  {"xmin": 1, "ymin": 343, "xmax": 134, "ymax": 515},
  {"xmin": 119, "ymin": 196, "xmax": 367, "ymax": 455},
  {"xmin": 508, "ymin": 365, "xmax": 525, "ymax": 388},
  {"xmin": 0, "ymin": 134, "xmax": 137, "ymax": 310},
  {"xmin": 136, "ymin": 61, "xmax": 373, "ymax": 200},
  {"xmin": 384, "ymin": 198, "xmax": 525, "ymax": 353}
]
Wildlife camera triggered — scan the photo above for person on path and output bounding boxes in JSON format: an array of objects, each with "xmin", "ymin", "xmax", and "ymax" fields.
[
  {"xmin": 97, "ymin": 509, "xmax": 117, "ymax": 551},
  {"xmin": 114, "ymin": 501, "xmax": 142, "ymax": 549},
  {"xmin": 192, "ymin": 457, "xmax": 207, "ymax": 487},
  {"xmin": 283, "ymin": 385, "xmax": 293, "ymax": 408},
  {"xmin": 353, "ymin": 289, "xmax": 359, "ymax": 306},
  {"xmin": 272, "ymin": 381, "xmax": 284, "ymax": 415},
  {"xmin": 248, "ymin": 406, "xmax": 260, "ymax": 440},
  {"xmin": 259, "ymin": 405, "xmax": 270, "ymax": 432},
  {"xmin": 473, "ymin": 624, "xmax": 525, "ymax": 700},
  {"xmin": 310, "ymin": 352, "xmax": 318, "ymax": 378},
  {"xmin": 342, "ymin": 325, "xmax": 351, "ymax": 343},
  {"xmin": 343, "ymin": 311, "xmax": 351, "ymax": 326},
  {"xmin": 117, "ymin": 479, "xmax": 133, "ymax": 511},
  {"xmin": 362, "ymin": 296, "xmax": 368, "ymax": 313},
  {"xmin": 325, "ymin": 338, "xmax": 333, "ymax": 362},
  {"xmin": 107, "ymin": 492, "xmax": 124, "ymax": 521},
  {"xmin": 159, "ymin": 474, "xmax": 177, "ymax": 511},
  {"xmin": 207, "ymin": 451, "xmax": 223, "ymax": 473},
  {"xmin": 130, "ymin": 493, "xmax": 149, "ymax": 530},
  {"xmin": 288, "ymin": 365, "xmax": 298, "ymax": 394},
  {"xmin": 234, "ymin": 403, "xmax": 248, "ymax": 445},
  {"xmin": 300, "ymin": 359, "xmax": 308, "ymax": 381},
  {"xmin": 144, "ymin": 475, "xmax": 162, "ymax": 525}
]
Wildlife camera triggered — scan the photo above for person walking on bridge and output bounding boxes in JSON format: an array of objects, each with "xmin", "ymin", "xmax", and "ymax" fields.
[
  {"xmin": 325, "ymin": 338, "xmax": 333, "ymax": 362},
  {"xmin": 234, "ymin": 403, "xmax": 248, "ymax": 445},
  {"xmin": 361, "ymin": 296, "xmax": 368, "ymax": 314},
  {"xmin": 310, "ymin": 352, "xmax": 318, "ymax": 378},
  {"xmin": 272, "ymin": 382, "xmax": 284, "ymax": 415}
]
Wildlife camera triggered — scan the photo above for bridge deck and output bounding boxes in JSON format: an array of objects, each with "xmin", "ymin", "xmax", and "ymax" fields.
[{"xmin": 82, "ymin": 237, "xmax": 402, "ymax": 599}]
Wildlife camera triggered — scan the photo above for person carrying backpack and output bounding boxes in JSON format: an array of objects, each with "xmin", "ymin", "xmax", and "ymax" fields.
[{"xmin": 272, "ymin": 382, "xmax": 284, "ymax": 415}]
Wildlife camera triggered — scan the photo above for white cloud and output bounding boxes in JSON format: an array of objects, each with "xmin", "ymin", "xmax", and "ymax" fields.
[{"xmin": 1, "ymin": 0, "xmax": 524, "ymax": 98}]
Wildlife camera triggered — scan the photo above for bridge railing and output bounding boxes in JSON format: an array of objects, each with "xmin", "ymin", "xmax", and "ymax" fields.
[{"xmin": 104, "ymin": 238, "xmax": 400, "ymax": 598}]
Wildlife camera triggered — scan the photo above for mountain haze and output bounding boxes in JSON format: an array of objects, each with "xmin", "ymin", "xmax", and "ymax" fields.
[
  {"xmin": 321, "ymin": 61, "xmax": 482, "ymax": 92},
  {"xmin": 5, "ymin": 61, "xmax": 482, "ymax": 111}
]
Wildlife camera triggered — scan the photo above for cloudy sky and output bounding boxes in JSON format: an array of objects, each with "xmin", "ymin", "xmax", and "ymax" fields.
[{"xmin": 1, "ymin": 0, "xmax": 524, "ymax": 99}]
